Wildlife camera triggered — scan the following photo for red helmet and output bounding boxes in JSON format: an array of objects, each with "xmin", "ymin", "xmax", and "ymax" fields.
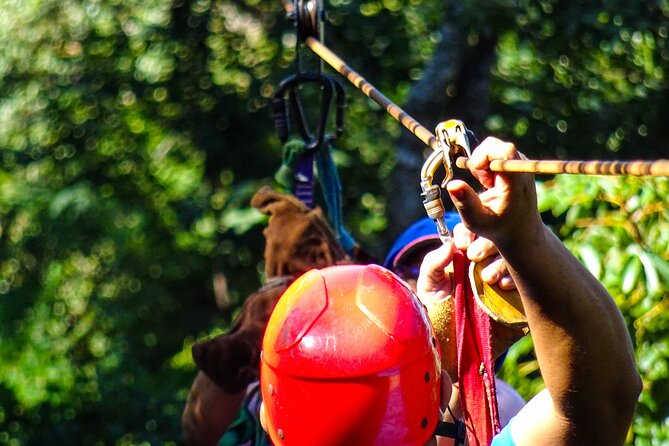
[{"xmin": 260, "ymin": 264, "xmax": 441, "ymax": 446}]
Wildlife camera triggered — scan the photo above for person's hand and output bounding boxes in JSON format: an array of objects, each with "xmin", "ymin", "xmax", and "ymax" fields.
[
  {"xmin": 452, "ymin": 223, "xmax": 516, "ymax": 291},
  {"xmin": 446, "ymin": 137, "xmax": 542, "ymax": 248},
  {"xmin": 415, "ymin": 243, "xmax": 454, "ymax": 303},
  {"xmin": 415, "ymin": 223, "xmax": 517, "ymax": 302}
]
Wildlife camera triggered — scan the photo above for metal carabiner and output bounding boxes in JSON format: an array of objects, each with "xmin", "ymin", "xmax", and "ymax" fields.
[
  {"xmin": 420, "ymin": 119, "xmax": 473, "ymax": 243},
  {"xmin": 420, "ymin": 119, "xmax": 528, "ymax": 329},
  {"xmin": 272, "ymin": 72, "xmax": 345, "ymax": 154},
  {"xmin": 420, "ymin": 150, "xmax": 450, "ymax": 243},
  {"xmin": 435, "ymin": 119, "xmax": 473, "ymax": 187}
]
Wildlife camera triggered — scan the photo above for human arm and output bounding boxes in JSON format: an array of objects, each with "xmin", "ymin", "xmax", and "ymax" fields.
[
  {"xmin": 181, "ymin": 371, "xmax": 245, "ymax": 446},
  {"xmin": 424, "ymin": 137, "xmax": 640, "ymax": 445}
]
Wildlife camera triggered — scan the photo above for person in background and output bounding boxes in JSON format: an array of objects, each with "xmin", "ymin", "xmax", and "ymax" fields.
[
  {"xmin": 182, "ymin": 187, "xmax": 351, "ymax": 446},
  {"xmin": 384, "ymin": 215, "xmax": 461, "ymax": 293},
  {"xmin": 258, "ymin": 137, "xmax": 641, "ymax": 445},
  {"xmin": 384, "ymin": 215, "xmax": 526, "ymax": 428}
]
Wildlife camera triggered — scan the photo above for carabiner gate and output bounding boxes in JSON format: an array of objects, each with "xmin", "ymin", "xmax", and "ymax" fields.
[
  {"xmin": 420, "ymin": 119, "xmax": 473, "ymax": 243},
  {"xmin": 435, "ymin": 119, "xmax": 473, "ymax": 188}
]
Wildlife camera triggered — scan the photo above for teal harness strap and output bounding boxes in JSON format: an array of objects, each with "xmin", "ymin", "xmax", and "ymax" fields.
[
  {"xmin": 275, "ymin": 138, "xmax": 357, "ymax": 256},
  {"xmin": 218, "ymin": 384, "xmax": 269, "ymax": 446},
  {"xmin": 274, "ymin": 138, "xmax": 308, "ymax": 189},
  {"xmin": 315, "ymin": 141, "xmax": 356, "ymax": 255}
]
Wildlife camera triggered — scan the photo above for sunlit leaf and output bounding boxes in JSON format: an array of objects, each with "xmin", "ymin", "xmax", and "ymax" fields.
[
  {"xmin": 622, "ymin": 256, "xmax": 642, "ymax": 294},
  {"xmin": 578, "ymin": 244, "xmax": 602, "ymax": 279},
  {"xmin": 648, "ymin": 253, "xmax": 669, "ymax": 288},
  {"xmin": 638, "ymin": 250, "xmax": 662, "ymax": 296}
]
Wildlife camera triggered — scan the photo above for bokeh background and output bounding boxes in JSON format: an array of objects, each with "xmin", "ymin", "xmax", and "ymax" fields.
[{"xmin": 0, "ymin": 0, "xmax": 667, "ymax": 444}]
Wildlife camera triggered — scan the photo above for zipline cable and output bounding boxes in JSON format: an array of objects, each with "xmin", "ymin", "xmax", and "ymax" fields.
[
  {"xmin": 455, "ymin": 157, "xmax": 669, "ymax": 176},
  {"xmin": 286, "ymin": 1, "xmax": 669, "ymax": 177},
  {"xmin": 305, "ymin": 37, "xmax": 440, "ymax": 152},
  {"xmin": 305, "ymin": 37, "xmax": 669, "ymax": 177}
]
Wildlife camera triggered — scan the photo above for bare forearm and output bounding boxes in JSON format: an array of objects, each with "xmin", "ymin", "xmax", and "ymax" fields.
[
  {"xmin": 182, "ymin": 372, "xmax": 245, "ymax": 446},
  {"xmin": 498, "ymin": 223, "xmax": 640, "ymax": 437},
  {"xmin": 443, "ymin": 138, "xmax": 640, "ymax": 443}
]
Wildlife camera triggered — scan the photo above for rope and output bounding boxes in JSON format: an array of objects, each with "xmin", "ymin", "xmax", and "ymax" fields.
[
  {"xmin": 304, "ymin": 37, "xmax": 669, "ymax": 177},
  {"xmin": 305, "ymin": 37, "xmax": 439, "ymax": 151},
  {"xmin": 456, "ymin": 157, "xmax": 669, "ymax": 177}
]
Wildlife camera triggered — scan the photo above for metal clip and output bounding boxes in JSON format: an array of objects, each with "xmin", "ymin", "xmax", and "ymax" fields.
[
  {"xmin": 420, "ymin": 150, "xmax": 450, "ymax": 243},
  {"xmin": 420, "ymin": 119, "xmax": 529, "ymax": 332},
  {"xmin": 435, "ymin": 119, "xmax": 473, "ymax": 187},
  {"xmin": 420, "ymin": 119, "xmax": 473, "ymax": 244}
]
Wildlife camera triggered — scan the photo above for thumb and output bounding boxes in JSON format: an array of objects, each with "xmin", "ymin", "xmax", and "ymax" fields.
[
  {"xmin": 446, "ymin": 180, "xmax": 486, "ymax": 227},
  {"xmin": 416, "ymin": 244, "xmax": 454, "ymax": 301}
]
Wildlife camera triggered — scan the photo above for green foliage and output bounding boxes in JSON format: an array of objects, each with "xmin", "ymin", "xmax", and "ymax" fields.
[
  {"xmin": 541, "ymin": 175, "xmax": 669, "ymax": 444},
  {"xmin": 0, "ymin": 0, "xmax": 667, "ymax": 444},
  {"xmin": 499, "ymin": 175, "xmax": 669, "ymax": 444},
  {"xmin": 490, "ymin": 1, "xmax": 669, "ymax": 160},
  {"xmin": 0, "ymin": 0, "xmax": 434, "ymax": 442},
  {"xmin": 0, "ymin": 0, "xmax": 273, "ymax": 443}
]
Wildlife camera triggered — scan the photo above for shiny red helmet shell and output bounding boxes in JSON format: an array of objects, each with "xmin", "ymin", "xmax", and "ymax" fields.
[{"xmin": 260, "ymin": 264, "xmax": 441, "ymax": 445}]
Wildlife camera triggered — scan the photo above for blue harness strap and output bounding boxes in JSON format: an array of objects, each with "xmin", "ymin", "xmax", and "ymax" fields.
[
  {"xmin": 293, "ymin": 153, "xmax": 315, "ymax": 208},
  {"xmin": 315, "ymin": 141, "xmax": 356, "ymax": 254},
  {"xmin": 275, "ymin": 138, "xmax": 315, "ymax": 209},
  {"xmin": 274, "ymin": 138, "xmax": 357, "ymax": 256}
]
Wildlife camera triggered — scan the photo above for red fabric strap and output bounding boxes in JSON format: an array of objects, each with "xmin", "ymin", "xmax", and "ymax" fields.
[{"xmin": 454, "ymin": 247, "xmax": 501, "ymax": 445}]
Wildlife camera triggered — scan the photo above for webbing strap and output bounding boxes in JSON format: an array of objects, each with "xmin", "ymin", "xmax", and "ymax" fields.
[
  {"xmin": 294, "ymin": 154, "xmax": 315, "ymax": 208},
  {"xmin": 275, "ymin": 139, "xmax": 315, "ymax": 208},
  {"xmin": 315, "ymin": 142, "xmax": 356, "ymax": 254},
  {"xmin": 274, "ymin": 138, "xmax": 357, "ymax": 256},
  {"xmin": 454, "ymin": 247, "xmax": 501, "ymax": 446}
]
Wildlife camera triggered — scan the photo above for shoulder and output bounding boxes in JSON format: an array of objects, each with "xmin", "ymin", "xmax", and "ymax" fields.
[{"xmin": 491, "ymin": 421, "xmax": 516, "ymax": 446}]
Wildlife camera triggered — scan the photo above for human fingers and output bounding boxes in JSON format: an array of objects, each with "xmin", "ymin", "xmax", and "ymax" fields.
[
  {"xmin": 467, "ymin": 236, "xmax": 498, "ymax": 262},
  {"xmin": 498, "ymin": 274, "xmax": 516, "ymax": 290},
  {"xmin": 479, "ymin": 255, "xmax": 516, "ymax": 291},
  {"xmin": 468, "ymin": 137, "xmax": 537, "ymax": 218},
  {"xmin": 452, "ymin": 137, "xmax": 541, "ymax": 245},
  {"xmin": 468, "ymin": 137, "xmax": 522, "ymax": 190},
  {"xmin": 416, "ymin": 244, "xmax": 454, "ymax": 300},
  {"xmin": 452, "ymin": 223, "xmax": 476, "ymax": 251},
  {"xmin": 446, "ymin": 180, "xmax": 496, "ymax": 235},
  {"xmin": 419, "ymin": 244, "xmax": 453, "ymax": 279}
]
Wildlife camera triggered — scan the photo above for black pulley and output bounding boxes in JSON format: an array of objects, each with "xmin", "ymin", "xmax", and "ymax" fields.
[{"xmin": 294, "ymin": 0, "xmax": 322, "ymax": 41}]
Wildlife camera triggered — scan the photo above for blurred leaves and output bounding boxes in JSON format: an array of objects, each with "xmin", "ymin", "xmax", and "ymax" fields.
[
  {"xmin": 502, "ymin": 176, "xmax": 669, "ymax": 444},
  {"xmin": 503, "ymin": 176, "xmax": 669, "ymax": 444},
  {"xmin": 489, "ymin": 1, "xmax": 668, "ymax": 159},
  {"xmin": 0, "ymin": 0, "xmax": 667, "ymax": 444}
]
